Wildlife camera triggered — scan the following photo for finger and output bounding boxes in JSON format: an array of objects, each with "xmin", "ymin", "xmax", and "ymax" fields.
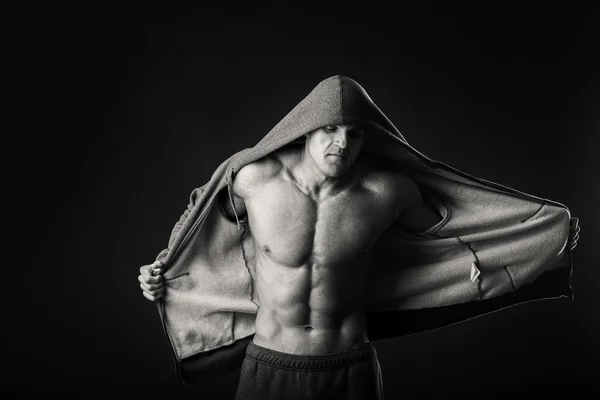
[
  {"xmin": 147, "ymin": 287, "xmax": 164, "ymax": 299},
  {"xmin": 142, "ymin": 291, "xmax": 155, "ymax": 301},
  {"xmin": 138, "ymin": 273, "xmax": 162, "ymax": 285},
  {"xmin": 149, "ymin": 261, "xmax": 164, "ymax": 276},
  {"xmin": 139, "ymin": 279, "xmax": 154, "ymax": 291},
  {"xmin": 140, "ymin": 287, "xmax": 165, "ymax": 300},
  {"xmin": 139, "ymin": 265, "xmax": 153, "ymax": 278},
  {"xmin": 140, "ymin": 282, "xmax": 164, "ymax": 294},
  {"xmin": 572, "ymin": 224, "xmax": 579, "ymax": 232},
  {"xmin": 570, "ymin": 221, "xmax": 578, "ymax": 230},
  {"xmin": 140, "ymin": 283, "xmax": 165, "ymax": 294},
  {"xmin": 138, "ymin": 273, "xmax": 160, "ymax": 286},
  {"xmin": 569, "ymin": 228, "xmax": 580, "ymax": 239},
  {"xmin": 143, "ymin": 288, "xmax": 165, "ymax": 298},
  {"xmin": 152, "ymin": 260, "xmax": 164, "ymax": 271},
  {"xmin": 142, "ymin": 290, "xmax": 163, "ymax": 301}
]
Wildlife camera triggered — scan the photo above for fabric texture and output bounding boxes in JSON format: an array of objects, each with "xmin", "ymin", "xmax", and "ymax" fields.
[
  {"xmin": 151, "ymin": 76, "xmax": 574, "ymax": 391},
  {"xmin": 234, "ymin": 341, "xmax": 384, "ymax": 400}
]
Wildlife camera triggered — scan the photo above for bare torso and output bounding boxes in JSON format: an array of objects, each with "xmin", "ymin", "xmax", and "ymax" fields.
[{"xmin": 227, "ymin": 146, "xmax": 423, "ymax": 355}]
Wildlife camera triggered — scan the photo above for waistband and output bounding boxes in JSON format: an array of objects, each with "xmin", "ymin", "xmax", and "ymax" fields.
[{"xmin": 245, "ymin": 340, "xmax": 374, "ymax": 371}]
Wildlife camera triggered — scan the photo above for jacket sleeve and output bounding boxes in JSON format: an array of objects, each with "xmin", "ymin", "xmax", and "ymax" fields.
[{"xmin": 155, "ymin": 186, "xmax": 206, "ymax": 263}]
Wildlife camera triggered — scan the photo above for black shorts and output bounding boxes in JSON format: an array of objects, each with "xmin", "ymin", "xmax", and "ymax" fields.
[{"xmin": 234, "ymin": 340, "xmax": 384, "ymax": 400}]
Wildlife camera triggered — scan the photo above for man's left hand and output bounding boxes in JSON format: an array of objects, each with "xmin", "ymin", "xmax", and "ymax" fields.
[{"xmin": 569, "ymin": 217, "xmax": 580, "ymax": 251}]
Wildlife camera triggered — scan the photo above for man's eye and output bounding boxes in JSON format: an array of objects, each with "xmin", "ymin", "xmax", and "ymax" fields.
[{"xmin": 324, "ymin": 126, "xmax": 336, "ymax": 133}]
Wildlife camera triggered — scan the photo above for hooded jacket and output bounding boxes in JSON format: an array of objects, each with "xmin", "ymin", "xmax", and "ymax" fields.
[{"xmin": 152, "ymin": 76, "xmax": 574, "ymax": 391}]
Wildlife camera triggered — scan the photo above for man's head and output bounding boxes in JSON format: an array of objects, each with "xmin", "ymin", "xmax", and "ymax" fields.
[{"xmin": 304, "ymin": 124, "xmax": 365, "ymax": 177}]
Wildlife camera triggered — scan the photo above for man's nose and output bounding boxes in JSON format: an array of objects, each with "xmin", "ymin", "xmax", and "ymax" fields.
[{"xmin": 333, "ymin": 130, "xmax": 348, "ymax": 148}]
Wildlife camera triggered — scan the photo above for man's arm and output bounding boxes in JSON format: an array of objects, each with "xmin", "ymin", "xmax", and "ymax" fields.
[{"xmin": 221, "ymin": 157, "xmax": 280, "ymax": 222}]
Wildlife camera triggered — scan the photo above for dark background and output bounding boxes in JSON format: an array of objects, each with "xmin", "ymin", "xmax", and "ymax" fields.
[{"xmin": 29, "ymin": 5, "xmax": 598, "ymax": 399}]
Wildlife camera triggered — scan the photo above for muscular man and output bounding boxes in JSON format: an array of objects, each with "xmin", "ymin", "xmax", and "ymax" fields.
[
  {"xmin": 138, "ymin": 76, "xmax": 580, "ymax": 400},
  {"xmin": 140, "ymin": 124, "xmax": 440, "ymax": 399}
]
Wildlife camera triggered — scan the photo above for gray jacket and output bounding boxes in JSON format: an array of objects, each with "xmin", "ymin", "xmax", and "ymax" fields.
[{"xmin": 152, "ymin": 76, "xmax": 574, "ymax": 391}]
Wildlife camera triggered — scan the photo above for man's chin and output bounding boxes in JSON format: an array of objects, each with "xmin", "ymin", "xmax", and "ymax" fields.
[
  {"xmin": 320, "ymin": 158, "xmax": 353, "ymax": 177},
  {"xmin": 325, "ymin": 167, "xmax": 349, "ymax": 178}
]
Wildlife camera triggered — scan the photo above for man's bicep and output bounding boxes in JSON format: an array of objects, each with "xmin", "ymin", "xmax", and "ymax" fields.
[
  {"xmin": 232, "ymin": 161, "xmax": 267, "ymax": 198},
  {"xmin": 224, "ymin": 158, "xmax": 277, "ymax": 222},
  {"xmin": 220, "ymin": 162, "xmax": 260, "ymax": 222}
]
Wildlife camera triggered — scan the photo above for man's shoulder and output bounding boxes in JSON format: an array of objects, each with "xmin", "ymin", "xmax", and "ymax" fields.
[
  {"xmin": 234, "ymin": 146, "xmax": 298, "ymax": 194},
  {"xmin": 357, "ymin": 155, "xmax": 420, "ymax": 199},
  {"xmin": 235, "ymin": 157, "xmax": 280, "ymax": 188}
]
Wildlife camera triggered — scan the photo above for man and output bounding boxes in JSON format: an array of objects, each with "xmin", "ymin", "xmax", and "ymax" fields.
[
  {"xmin": 142, "ymin": 123, "xmax": 442, "ymax": 399},
  {"xmin": 139, "ymin": 76, "xmax": 579, "ymax": 400}
]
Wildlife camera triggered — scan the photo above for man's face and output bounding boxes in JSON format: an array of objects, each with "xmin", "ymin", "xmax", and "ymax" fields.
[{"xmin": 305, "ymin": 125, "xmax": 365, "ymax": 177}]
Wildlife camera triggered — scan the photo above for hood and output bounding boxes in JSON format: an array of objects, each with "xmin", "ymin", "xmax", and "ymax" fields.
[
  {"xmin": 229, "ymin": 75, "xmax": 419, "ymax": 175},
  {"xmin": 258, "ymin": 75, "xmax": 407, "ymax": 144}
]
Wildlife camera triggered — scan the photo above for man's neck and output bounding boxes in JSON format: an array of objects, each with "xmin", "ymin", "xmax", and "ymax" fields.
[{"xmin": 289, "ymin": 148, "xmax": 354, "ymax": 200}]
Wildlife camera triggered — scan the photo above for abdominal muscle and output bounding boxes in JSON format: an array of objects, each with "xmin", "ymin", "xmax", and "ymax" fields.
[
  {"xmin": 251, "ymin": 253, "xmax": 371, "ymax": 355},
  {"xmin": 241, "ymin": 152, "xmax": 397, "ymax": 355}
]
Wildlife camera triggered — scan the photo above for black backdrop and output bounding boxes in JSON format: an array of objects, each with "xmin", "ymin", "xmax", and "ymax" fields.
[{"xmin": 30, "ymin": 5, "xmax": 598, "ymax": 399}]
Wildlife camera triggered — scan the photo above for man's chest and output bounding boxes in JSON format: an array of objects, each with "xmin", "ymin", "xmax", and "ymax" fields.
[{"xmin": 243, "ymin": 180, "xmax": 399, "ymax": 267}]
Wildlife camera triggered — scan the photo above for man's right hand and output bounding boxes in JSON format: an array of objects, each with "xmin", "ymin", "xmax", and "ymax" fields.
[{"xmin": 139, "ymin": 260, "xmax": 165, "ymax": 301}]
